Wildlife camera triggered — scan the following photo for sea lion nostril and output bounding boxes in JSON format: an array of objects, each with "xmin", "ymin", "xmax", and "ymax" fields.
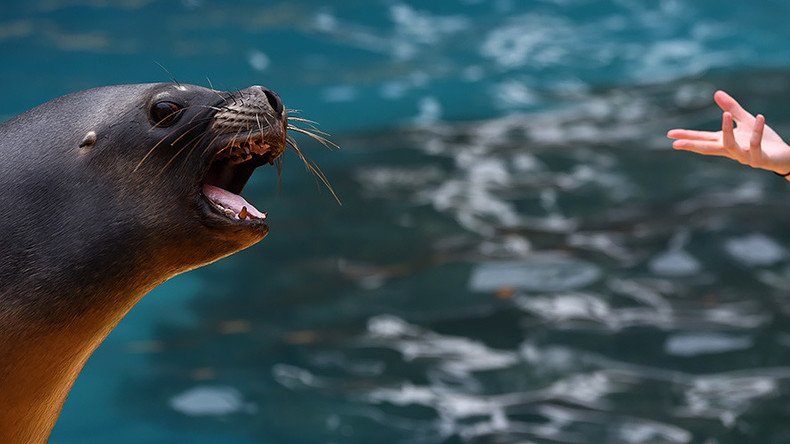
[{"xmin": 262, "ymin": 88, "xmax": 284, "ymax": 115}]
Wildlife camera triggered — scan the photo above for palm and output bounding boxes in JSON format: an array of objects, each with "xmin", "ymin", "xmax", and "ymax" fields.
[
  {"xmin": 667, "ymin": 90, "xmax": 790, "ymax": 174},
  {"xmin": 716, "ymin": 118, "xmax": 787, "ymax": 169}
]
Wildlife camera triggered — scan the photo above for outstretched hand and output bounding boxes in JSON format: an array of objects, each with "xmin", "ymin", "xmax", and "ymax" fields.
[{"xmin": 667, "ymin": 90, "xmax": 790, "ymax": 176}]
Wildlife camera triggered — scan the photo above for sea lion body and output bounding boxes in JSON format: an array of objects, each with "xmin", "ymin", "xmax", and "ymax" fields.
[{"xmin": 0, "ymin": 83, "xmax": 287, "ymax": 442}]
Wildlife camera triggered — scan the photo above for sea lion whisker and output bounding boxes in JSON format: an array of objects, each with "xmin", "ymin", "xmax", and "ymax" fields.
[
  {"xmin": 204, "ymin": 79, "xmax": 237, "ymax": 110},
  {"xmin": 135, "ymin": 132, "xmax": 180, "ymax": 173},
  {"xmin": 177, "ymin": 125, "xmax": 217, "ymax": 155},
  {"xmin": 198, "ymin": 103, "xmax": 235, "ymax": 114},
  {"xmin": 208, "ymin": 85, "xmax": 238, "ymax": 106},
  {"xmin": 195, "ymin": 105, "xmax": 224, "ymax": 112},
  {"xmin": 246, "ymin": 126, "xmax": 255, "ymax": 145},
  {"xmin": 205, "ymin": 77, "xmax": 233, "ymax": 103},
  {"xmin": 182, "ymin": 108, "xmax": 221, "ymax": 127},
  {"xmin": 255, "ymin": 114, "xmax": 282, "ymax": 190},
  {"xmin": 161, "ymin": 128, "xmax": 220, "ymax": 177},
  {"xmin": 287, "ymin": 120, "xmax": 328, "ymax": 135},
  {"xmin": 262, "ymin": 113, "xmax": 286, "ymax": 147},
  {"xmin": 148, "ymin": 107, "xmax": 190, "ymax": 132},
  {"xmin": 298, "ymin": 154, "xmax": 340, "ymax": 205},
  {"xmin": 286, "ymin": 120, "xmax": 326, "ymax": 133},
  {"xmin": 275, "ymin": 156, "xmax": 284, "ymax": 193},
  {"xmin": 261, "ymin": 114, "xmax": 277, "ymax": 137},
  {"xmin": 156, "ymin": 124, "xmax": 217, "ymax": 177},
  {"xmin": 169, "ymin": 120, "xmax": 210, "ymax": 146},
  {"xmin": 287, "ymin": 126, "xmax": 339, "ymax": 150},
  {"xmin": 255, "ymin": 114, "xmax": 264, "ymax": 135},
  {"xmin": 135, "ymin": 117, "xmax": 213, "ymax": 172},
  {"xmin": 199, "ymin": 133, "xmax": 225, "ymax": 158},
  {"xmin": 154, "ymin": 61, "xmax": 181, "ymax": 87},
  {"xmin": 146, "ymin": 105, "xmax": 212, "ymax": 133},
  {"xmin": 178, "ymin": 131, "xmax": 214, "ymax": 170},
  {"xmin": 286, "ymin": 121, "xmax": 331, "ymax": 135},
  {"xmin": 213, "ymin": 87, "xmax": 238, "ymax": 106},
  {"xmin": 288, "ymin": 123, "xmax": 332, "ymax": 138},
  {"xmin": 242, "ymin": 128, "xmax": 256, "ymax": 157},
  {"xmin": 285, "ymin": 138, "xmax": 341, "ymax": 204},
  {"xmin": 254, "ymin": 114, "xmax": 275, "ymax": 159},
  {"xmin": 156, "ymin": 144, "xmax": 191, "ymax": 178},
  {"xmin": 221, "ymin": 127, "xmax": 245, "ymax": 159},
  {"xmin": 287, "ymin": 117, "xmax": 321, "ymax": 126}
]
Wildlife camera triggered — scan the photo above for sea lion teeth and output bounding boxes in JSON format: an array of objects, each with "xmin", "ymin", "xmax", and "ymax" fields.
[{"xmin": 239, "ymin": 206, "xmax": 248, "ymax": 220}]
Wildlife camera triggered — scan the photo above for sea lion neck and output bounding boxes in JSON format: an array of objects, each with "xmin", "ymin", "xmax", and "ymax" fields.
[
  {"xmin": 0, "ymin": 218, "xmax": 177, "ymax": 443},
  {"xmin": 0, "ymin": 278, "xmax": 163, "ymax": 443}
]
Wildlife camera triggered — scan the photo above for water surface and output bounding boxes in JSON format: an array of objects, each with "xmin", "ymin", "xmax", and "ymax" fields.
[{"xmin": 3, "ymin": 1, "xmax": 790, "ymax": 443}]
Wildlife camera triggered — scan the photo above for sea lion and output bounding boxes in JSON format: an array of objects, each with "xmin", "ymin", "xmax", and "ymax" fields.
[{"xmin": 0, "ymin": 83, "xmax": 288, "ymax": 442}]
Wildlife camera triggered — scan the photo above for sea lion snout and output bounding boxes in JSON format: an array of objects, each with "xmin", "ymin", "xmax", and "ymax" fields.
[
  {"xmin": 252, "ymin": 85, "xmax": 285, "ymax": 116},
  {"xmin": 211, "ymin": 85, "xmax": 287, "ymax": 135}
]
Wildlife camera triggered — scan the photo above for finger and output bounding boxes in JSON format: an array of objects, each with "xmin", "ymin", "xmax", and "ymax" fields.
[
  {"xmin": 666, "ymin": 129, "xmax": 719, "ymax": 141},
  {"xmin": 750, "ymin": 114, "xmax": 765, "ymax": 148},
  {"xmin": 749, "ymin": 114, "xmax": 765, "ymax": 164},
  {"xmin": 672, "ymin": 140, "xmax": 729, "ymax": 157},
  {"xmin": 721, "ymin": 112, "xmax": 739, "ymax": 153},
  {"xmin": 714, "ymin": 90, "xmax": 756, "ymax": 124}
]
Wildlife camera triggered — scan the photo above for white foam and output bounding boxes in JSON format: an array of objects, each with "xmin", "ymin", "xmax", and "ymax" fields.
[
  {"xmin": 724, "ymin": 233, "xmax": 787, "ymax": 267},
  {"xmin": 649, "ymin": 249, "xmax": 702, "ymax": 277},
  {"xmin": 665, "ymin": 333, "xmax": 753, "ymax": 357},
  {"xmin": 247, "ymin": 50, "xmax": 269, "ymax": 72},
  {"xmin": 469, "ymin": 256, "xmax": 601, "ymax": 292},
  {"xmin": 169, "ymin": 386, "xmax": 252, "ymax": 416},
  {"xmin": 366, "ymin": 315, "xmax": 518, "ymax": 374},
  {"xmin": 322, "ymin": 85, "xmax": 358, "ymax": 103}
]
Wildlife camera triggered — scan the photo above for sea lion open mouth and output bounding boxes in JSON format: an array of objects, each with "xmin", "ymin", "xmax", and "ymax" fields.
[
  {"xmin": 200, "ymin": 131, "xmax": 285, "ymax": 224},
  {"xmin": 196, "ymin": 86, "xmax": 288, "ymax": 228}
]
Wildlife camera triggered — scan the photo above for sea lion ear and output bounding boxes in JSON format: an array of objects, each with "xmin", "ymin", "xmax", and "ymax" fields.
[{"xmin": 79, "ymin": 131, "xmax": 97, "ymax": 149}]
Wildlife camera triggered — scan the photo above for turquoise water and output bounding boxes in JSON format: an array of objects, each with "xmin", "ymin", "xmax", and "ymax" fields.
[{"xmin": 4, "ymin": 1, "xmax": 790, "ymax": 443}]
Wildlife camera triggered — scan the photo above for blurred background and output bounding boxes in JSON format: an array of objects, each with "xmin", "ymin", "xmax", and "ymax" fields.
[{"xmin": 4, "ymin": 1, "xmax": 790, "ymax": 443}]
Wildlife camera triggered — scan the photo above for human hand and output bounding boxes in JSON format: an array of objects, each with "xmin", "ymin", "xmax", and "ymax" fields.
[{"xmin": 667, "ymin": 90, "xmax": 790, "ymax": 176}]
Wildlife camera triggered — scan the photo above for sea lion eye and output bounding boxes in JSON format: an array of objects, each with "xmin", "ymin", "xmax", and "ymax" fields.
[{"xmin": 150, "ymin": 101, "xmax": 183, "ymax": 127}]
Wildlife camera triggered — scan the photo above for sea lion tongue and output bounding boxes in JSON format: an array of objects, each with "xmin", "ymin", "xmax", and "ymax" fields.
[{"xmin": 202, "ymin": 183, "xmax": 266, "ymax": 220}]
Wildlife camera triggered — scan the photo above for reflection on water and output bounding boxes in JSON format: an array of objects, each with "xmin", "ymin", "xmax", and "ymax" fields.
[{"xmin": 111, "ymin": 73, "xmax": 790, "ymax": 444}]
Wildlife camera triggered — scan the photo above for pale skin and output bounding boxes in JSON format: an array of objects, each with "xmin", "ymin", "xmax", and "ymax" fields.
[{"xmin": 667, "ymin": 90, "xmax": 790, "ymax": 177}]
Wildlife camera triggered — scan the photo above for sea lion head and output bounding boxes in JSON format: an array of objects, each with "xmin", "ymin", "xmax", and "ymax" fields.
[
  {"xmin": 0, "ymin": 83, "xmax": 289, "ymax": 280},
  {"xmin": 110, "ymin": 83, "xmax": 288, "ymax": 269}
]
